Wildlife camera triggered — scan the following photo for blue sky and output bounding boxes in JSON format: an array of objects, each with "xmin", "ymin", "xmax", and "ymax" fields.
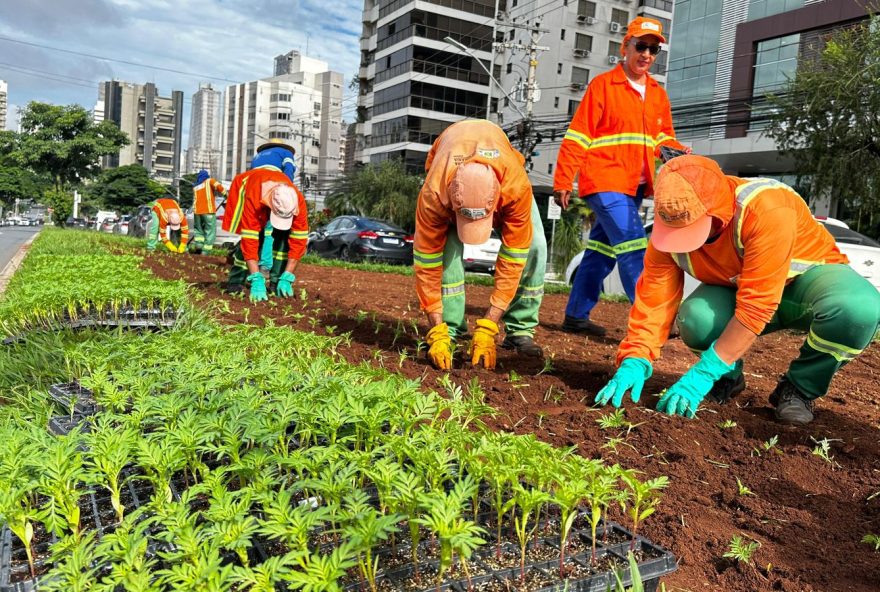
[{"xmin": 0, "ymin": 0, "xmax": 363, "ymax": 137}]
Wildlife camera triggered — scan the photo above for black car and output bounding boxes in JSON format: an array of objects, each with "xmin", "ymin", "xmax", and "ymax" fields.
[
  {"xmin": 128, "ymin": 205, "xmax": 153, "ymax": 238},
  {"xmin": 65, "ymin": 217, "xmax": 89, "ymax": 229},
  {"xmin": 308, "ymin": 216, "xmax": 413, "ymax": 265}
]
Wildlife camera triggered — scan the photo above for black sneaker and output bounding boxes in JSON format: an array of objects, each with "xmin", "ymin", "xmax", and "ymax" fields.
[
  {"xmin": 561, "ymin": 315, "xmax": 607, "ymax": 336},
  {"xmin": 501, "ymin": 335, "xmax": 544, "ymax": 358},
  {"xmin": 768, "ymin": 378, "xmax": 815, "ymax": 425},
  {"xmin": 706, "ymin": 373, "xmax": 746, "ymax": 404}
]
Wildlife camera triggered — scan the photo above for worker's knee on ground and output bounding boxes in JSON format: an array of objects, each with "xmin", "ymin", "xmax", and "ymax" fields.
[
  {"xmin": 825, "ymin": 284, "xmax": 880, "ymax": 346},
  {"xmin": 677, "ymin": 296, "xmax": 727, "ymax": 351}
]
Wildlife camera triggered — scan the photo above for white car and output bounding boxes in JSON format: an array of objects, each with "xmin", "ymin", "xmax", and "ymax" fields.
[
  {"xmin": 565, "ymin": 217, "xmax": 880, "ymax": 296},
  {"xmin": 462, "ymin": 229, "xmax": 501, "ymax": 274}
]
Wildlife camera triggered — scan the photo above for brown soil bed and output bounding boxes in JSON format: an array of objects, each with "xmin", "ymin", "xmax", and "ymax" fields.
[{"xmin": 142, "ymin": 250, "xmax": 880, "ymax": 592}]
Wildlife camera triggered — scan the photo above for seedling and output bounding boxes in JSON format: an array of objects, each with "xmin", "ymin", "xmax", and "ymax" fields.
[
  {"xmin": 597, "ymin": 409, "xmax": 628, "ymax": 430},
  {"xmin": 355, "ymin": 310, "xmax": 368, "ymax": 323},
  {"xmin": 602, "ymin": 436, "xmax": 636, "ymax": 454},
  {"xmin": 536, "ymin": 411, "xmax": 547, "ymax": 428},
  {"xmin": 717, "ymin": 419, "xmax": 737, "ymax": 430},
  {"xmin": 537, "ymin": 354, "xmax": 556, "ymax": 376},
  {"xmin": 751, "ymin": 435, "xmax": 781, "ymax": 457},
  {"xmin": 735, "ymin": 477, "xmax": 755, "ymax": 497},
  {"xmin": 620, "ymin": 471, "xmax": 668, "ymax": 550},
  {"xmin": 543, "ymin": 386, "xmax": 563, "ymax": 403},
  {"xmin": 861, "ymin": 534, "xmax": 880, "ymax": 551},
  {"xmin": 810, "ymin": 436, "xmax": 841, "ymax": 468},
  {"xmin": 723, "ymin": 535, "xmax": 760, "ymax": 564}
]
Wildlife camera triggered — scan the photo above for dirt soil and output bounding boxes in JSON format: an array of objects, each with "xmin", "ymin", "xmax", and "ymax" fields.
[{"xmin": 142, "ymin": 251, "xmax": 880, "ymax": 592}]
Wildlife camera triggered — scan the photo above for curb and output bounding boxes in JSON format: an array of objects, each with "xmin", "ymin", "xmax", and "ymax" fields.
[{"xmin": 0, "ymin": 230, "xmax": 40, "ymax": 295}]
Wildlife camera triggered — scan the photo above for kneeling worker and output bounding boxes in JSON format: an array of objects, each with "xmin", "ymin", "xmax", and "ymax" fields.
[
  {"xmin": 223, "ymin": 140, "xmax": 308, "ymax": 302},
  {"xmin": 147, "ymin": 197, "xmax": 189, "ymax": 253},
  {"xmin": 415, "ymin": 120, "xmax": 547, "ymax": 370},
  {"xmin": 596, "ymin": 155, "xmax": 880, "ymax": 424}
]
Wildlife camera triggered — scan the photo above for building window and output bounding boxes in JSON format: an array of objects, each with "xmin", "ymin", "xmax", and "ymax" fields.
[
  {"xmin": 652, "ymin": 16, "xmax": 672, "ymax": 43},
  {"xmin": 608, "ymin": 41, "xmax": 621, "ymax": 57},
  {"xmin": 560, "ymin": 29, "xmax": 566, "ymax": 41},
  {"xmin": 507, "ymin": 63, "xmax": 513, "ymax": 74},
  {"xmin": 649, "ymin": 50, "xmax": 669, "ymax": 76},
  {"xmin": 575, "ymin": 33, "xmax": 592, "ymax": 51},
  {"xmin": 571, "ymin": 66, "xmax": 590, "ymax": 86},
  {"xmin": 557, "ymin": 63, "xmax": 563, "ymax": 74},
  {"xmin": 313, "ymin": 102, "xmax": 322, "ymax": 111},
  {"xmin": 578, "ymin": 0, "xmax": 596, "ymax": 18},
  {"xmin": 312, "ymin": 139, "xmax": 320, "ymax": 147},
  {"xmin": 748, "ymin": 0, "xmax": 804, "ymax": 21},
  {"xmin": 567, "ymin": 99, "xmax": 580, "ymax": 116},
  {"xmin": 512, "ymin": 0, "xmax": 517, "ymax": 6},
  {"xmin": 547, "ymin": 163, "xmax": 553, "ymax": 175},
  {"xmin": 554, "ymin": 96, "xmax": 559, "ymax": 108},
  {"xmin": 313, "ymin": 120, "xmax": 320, "ymax": 128},
  {"xmin": 611, "ymin": 8, "xmax": 629, "ymax": 26},
  {"xmin": 311, "ymin": 157, "xmax": 319, "ymax": 165},
  {"xmin": 638, "ymin": 0, "xmax": 672, "ymax": 11}
]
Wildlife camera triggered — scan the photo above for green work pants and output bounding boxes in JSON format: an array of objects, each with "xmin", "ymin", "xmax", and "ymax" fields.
[
  {"xmin": 191, "ymin": 213, "xmax": 216, "ymax": 253},
  {"xmin": 442, "ymin": 198, "xmax": 547, "ymax": 340},
  {"xmin": 676, "ymin": 264, "xmax": 880, "ymax": 399},
  {"xmin": 228, "ymin": 227, "xmax": 291, "ymax": 289}
]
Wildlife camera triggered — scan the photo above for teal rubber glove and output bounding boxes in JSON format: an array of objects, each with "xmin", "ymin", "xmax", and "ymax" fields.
[
  {"xmin": 656, "ymin": 342, "xmax": 736, "ymax": 418},
  {"xmin": 595, "ymin": 358, "xmax": 652, "ymax": 407},
  {"xmin": 276, "ymin": 271, "xmax": 296, "ymax": 297},
  {"xmin": 247, "ymin": 272, "xmax": 268, "ymax": 303}
]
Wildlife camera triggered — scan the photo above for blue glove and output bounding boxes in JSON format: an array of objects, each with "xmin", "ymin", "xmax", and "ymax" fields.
[
  {"xmin": 276, "ymin": 272, "xmax": 296, "ymax": 297},
  {"xmin": 248, "ymin": 272, "xmax": 268, "ymax": 303},
  {"xmin": 656, "ymin": 342, "xmax": 736, "ymax": 418},
  {"xmin": 595, "ymin": 358, "xmax": 652, "ymax": 407}
]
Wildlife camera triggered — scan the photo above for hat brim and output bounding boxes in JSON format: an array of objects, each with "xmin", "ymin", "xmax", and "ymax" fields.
[
  {"xmin": 650, "ymin": 214, "xmax": 712, "ymax": 253},
  {"xmin": 257, "ymin": 141, "xmax": 296, "ymax": 155},
  {"xmin": 270, "ymin": 212, "xmax": 293, "ymax": 231},
  {"xmin": 456, "ymin": 214, "xmax": 493, "ymax": 245},
  {"xmin": 168, "ymin": 223, "xmax": 181, "ymax": 230}
]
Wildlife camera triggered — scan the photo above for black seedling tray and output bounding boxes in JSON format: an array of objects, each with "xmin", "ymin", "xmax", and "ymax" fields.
[
  {"xmin": 47, "ymin": 415, "xmax": 91, "ymax": 436},
  {"xmin": 48, "ymin": 382, "xmax": 98, "ymax": 416}
]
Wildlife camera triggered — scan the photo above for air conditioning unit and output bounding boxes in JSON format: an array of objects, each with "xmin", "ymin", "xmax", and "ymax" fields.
[
  {"xmin": 585, "ymin": 16, "xmax": 597, "ymax": 24},
  {"xmin": 576, "ymin": 14, "xmax": 587, "ymax": 23},
  {"xmin": 608, "ymin": 55, "xmax": 620, "ymax": 65},
  {"xmin": 570, "ymin": 82, "xmax": 586, "ymax": 91},
  {"xmin": 573, "ymin": 48, "xmax": 590, "ymax": 58},
  {"xmin": 609, "ymin": 22, "xmax": 623, "ymax": 33}
]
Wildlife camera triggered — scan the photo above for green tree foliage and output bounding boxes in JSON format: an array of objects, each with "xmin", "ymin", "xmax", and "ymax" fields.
[
  {"xmin": 0, "ymin": 166, "xmax": 50, "ymax": 210},
  {"xmin": 86, "ymin": 165, "xmax": 165, "ymax": 212},
  {"xmin": 765, "ymin": 16, "xmax": 880, "ymax": 234},
  {"xmin": 326, "ymin": 160, "xmax": 422, "ymax": 231},
  {"xmin": 43, "ymin": 189, "xmax": 74, "ymax": 226},
  {"xmin": 7, "ymin": 102, "xmax": 129, "ymax": 191}
]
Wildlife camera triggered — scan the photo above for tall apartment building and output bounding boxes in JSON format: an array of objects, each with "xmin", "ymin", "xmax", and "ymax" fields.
[
  {"xmin": 355, "ymin": 0, "xmax": 500, "ymax": 171},
  {"xmin": 186, "ymin": 83, "xmax": 223, "ymax": 174},
  {"xmin": 497, "ymin": 0, "xmax": 674, "ymax": 189},
  {"xmin": 0, "ymin": 80, "xmax": 7, "ymax": 131},
  {"xmin": 221, "ymin": 51, "xmax": 344, "ymax": 195},
  {"xmin": 99, "ymin": 81, "xmax": 184, "ymax": 182},
  {"xmin": 667, "ymin": 0, "xmax": 869, "ymax": 214}
]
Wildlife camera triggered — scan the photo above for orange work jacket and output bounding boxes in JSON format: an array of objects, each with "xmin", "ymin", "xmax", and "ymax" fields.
[
  {"xmin": 151, "ymin": 197, "xmax": 189, "ymax": 248},
  {"xmin": 193, "ymin": 178, "xmax": 225, "ymax": 215},
  {"xmin": 553, "ymin": 64, "xmax": 687, "ymax": 198},
  {"xmin": 617, "ymin": 177, "xmax": 848, "ymax": 365},
  {"xmin": 414, "ymin": 120, "xmax": 534, "ymax": 314}
]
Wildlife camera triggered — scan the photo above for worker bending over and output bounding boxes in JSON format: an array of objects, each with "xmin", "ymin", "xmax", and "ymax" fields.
[{"xmin": 146, "ymin": 197, "xmax": 189, "ymax": 253}]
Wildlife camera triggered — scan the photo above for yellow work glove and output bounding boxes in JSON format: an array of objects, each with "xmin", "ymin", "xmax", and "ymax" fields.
[
  {"xmin": 470, "ymin": 318, "xmax": 499, "ymax": 369},
  {"xmin": 163, "ymin": 240, "xmax": 176, "ymax": 252},
  {"xmin": 177, "ymin": 243, "xmax": 187, "ymax": 253},
  {"xmin": 426, "ymin": 323, "xmax": 453, "ymax": 371}
]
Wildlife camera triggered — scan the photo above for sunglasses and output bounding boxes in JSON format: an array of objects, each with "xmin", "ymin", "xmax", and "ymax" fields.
[{"xmin": 632, "ymin": 41, "xmax": 661, "ymax": 56}]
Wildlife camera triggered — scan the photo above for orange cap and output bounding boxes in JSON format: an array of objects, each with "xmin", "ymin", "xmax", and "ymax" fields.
[
  {"xmin": 651, "ymin": 155, "xmax": 728, "ymax": 253},
  {"xmin": 448, "ymin": 162, "xmax": 500, "ymax": 245},
  {"xmin": 622, "ymin": 17, "xmax": 666, "ymax": 52}
]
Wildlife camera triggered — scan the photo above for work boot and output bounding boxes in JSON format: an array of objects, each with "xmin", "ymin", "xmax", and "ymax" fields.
[
  {"xmin": 561, "ymin": 315, "xmax": 606, "ymax": 337},
  {"xmin": 225, "ymin": 283, "xmax": 244, "ymax": 295},
  {"xmin": 501, "ymin": 335, "xmax": 544, "ymax": 358},
  {"xmin": 706, "ymin": 373, "xmax": 746, "ymax": 404},
  {"xmin": 768, "ymin": 378, "xmax": 815, "ymax": 425}
]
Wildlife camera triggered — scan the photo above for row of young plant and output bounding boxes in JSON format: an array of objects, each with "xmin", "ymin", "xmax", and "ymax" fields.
[
  {"xmin": 0, "ymin": 319, "xmax": 669, "ymax": 592},
  {"xmin": 0, "ymin": 229, "xmax": 188, "ymax": 337}
]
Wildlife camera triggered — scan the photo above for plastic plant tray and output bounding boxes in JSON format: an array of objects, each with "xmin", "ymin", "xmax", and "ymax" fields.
[{"xmin": 48, "ymin": 382, "xmax": 99, "ymax": 416}]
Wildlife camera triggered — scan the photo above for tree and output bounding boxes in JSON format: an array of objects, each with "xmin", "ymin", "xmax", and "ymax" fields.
[
  {"xmin": 8, "ymin": 102, "xmax": 129, "ymax": 191},
  {"xmin": 86, "ymin": 164, "xmax": 165, "ymax": 212},
  {"xmin": 44, "ymin": 188, "xmax": 73, "ymax": 226},
  {"xmin": 0, "ymin": 166, "xmax": 50, "ymax": 210},
  {"xmin": 765, "ymin": 16, "xmax": 880, "ymax": 234},
  {"xmin": 326, "ymin": 160, "xmax": 423, "ymax": 231}
]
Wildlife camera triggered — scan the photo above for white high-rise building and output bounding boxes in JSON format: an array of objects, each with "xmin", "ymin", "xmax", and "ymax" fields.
[
  {"xmin": 0, "ymin": 80, "xmax": 7, "ymax": 131},
  {"xmin": 186, "ymin": 83, "xmax": 223, "ymax": 174},
  {"xmin": 221, "ymin": 51, "xmax": 344, "ymax": 196}
]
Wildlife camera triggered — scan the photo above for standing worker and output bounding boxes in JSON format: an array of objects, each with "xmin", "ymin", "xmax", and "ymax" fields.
[
  {"xmin": 415, "ymin": 120, "xmax": 547, "ymax": 370},
  {"xmin": 223, "ymin": 140, "xmax": 309, "ymax": 302},
  {"xmin": 553, "ymin": 16, "xmax": 689, "ymax": 337},
  {"xmin": 190, "ymin": 170, "xmax": 225, "ymax": 255},
  {"xmin": 595, "ymin": 155, "xmax": 880, "ymax": 425},
  {"xmin": 146, "ymin": 197, "xmax": 189, "ymax": 253}
]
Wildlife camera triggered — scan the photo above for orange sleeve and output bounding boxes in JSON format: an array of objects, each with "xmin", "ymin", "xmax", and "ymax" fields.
[
  {"xmin": 222, "ymin": 175, "xmax": 244, "ymax": 233},
  {"xmin": 553, "ymin": 80, "xmax": 604, "ymax": 192},
  {"xmin": 213, "ymin": 180, "xmax": 225, "ymax": 195},
  {"xmin": 286, "ymin": 185, "xmax": 309, "ymax": 261},
  {"xmin": 617, "ymin": 244, "xmax": 684, "ymax": 365},
  {"xmin": 413, "ymin": 187, "xmax": 450, "ymax": 314},
  {"xmin": 734, "ymin": 201, "xmax": 797, "ymax": 334},
  {"xmin": 491, "ymin": 168, "xmax": 533, "ymax": 311},
  {"xmin": 238, "ymin": 181, "xmax": 266, "ymax": 261}
]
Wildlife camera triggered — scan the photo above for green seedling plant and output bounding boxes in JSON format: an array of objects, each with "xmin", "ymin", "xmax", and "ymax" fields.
[
  {"xmin": 285, "ymin": 542, "xmax": 357, "ymax": 592},
  {"xmin": 597, "ymin": 409, "xmax": 628, "ymax": 430},
  {"xmin": 584, "ymin": 469, "xmax": 618, "ymax": 564},
  {"xmin": 620, "ymin": 471, "xmax": 669, "ymax": 551},
  {"xmin": 510, "ymin": 484, "xmax": 552, "ymax": 584},
  {"xmin": 85, "ymin": 418, "xmax": 136, "ymax": 523},
  {"xmin": 537, "ymin": 353, "xmax": 555, "ymax": 376},
  {"xmin": 342, "ymin": 499, "xmax": 401, "ymax": 592},
  {"xmin": 735, "ymin": 477, "xmax": 755, "ymax": 497},
  {"xmin": 861, "ymin": 534, "xmax": 880, "ymax": 551},
  {"xmin": 389, "ymin": 469, "xmax": 427, "ymax": 579},
  {"xmin": 137, "ymin": 435, "xmax": 186, "ymax": 504},
  {"xmin": 38, "ymin": 432, "xmax": 87, "ymax": 539},
  {"xmin": 751, "ymin": 435, "xmax": 780, "ymax": 457},
  {"xmin": 552, "ymin": 466, "xmax": 590, "ymax": 577},
  {"xmin": 723, "ymin": 535, "xmax": 760, "ymax": 564},
  {"xmin": 810, "ymin": 436, "xmax": 841, "ymax": 468},
  {"xmin": 717, "ymin": 419, "xmax": 738, "ymax": 430}
]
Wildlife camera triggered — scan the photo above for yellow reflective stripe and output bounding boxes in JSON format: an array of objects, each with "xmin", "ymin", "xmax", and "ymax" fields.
[
  {"xmin": 229, "ymin": 178, "xmax": 248, "ymax": 231},
  {"xmin": 499, "ymin": 244, "xmax": 529, "ymax": 261},
  {"xmin": 255, "ymin": 164, "xmax": 282, "ymax": 172},
  {"xmin": 787, "ymin": 258, "xmax": 822, "ymax": 278},
  {"xmin": 240, "ymin": 229, "xmax": 260, "ymax": 239},
  {"xmin": 273, "ymin": 252, "xmax": 288, "ymax": 260},
  {"xmin": 656, "ymin": 133, "xmax": 675, "ymax": 144},
  {"xmin": 520, "ymin": 284, "xmax": 544, "ymax": 299},
  {"xmin": 589, "ymin": 133, "xmax": 653, "ymax": 149},
  {"xmin": 414, "ymin": 250, "xmax": 443, "ymax": 267},
  {"xmin": 563, "ymin": 129, "xmax": 592, "ymax": 151},
  {"xmin": 806, "ymin": 329, "xmax": 862, "ymax": 362},
  {"xmin": 586, "ymin": 240, "xmax": 615, "ymax": 258},
  {"xmin": 291, "ymin": 231, "xmax": 309, "ymax": 239},
  {"xmin": 613, "ymin": 237, "xmax": 647, "ymax": 255},
  {"xmin": 671, "ymin": 252, "xmax": 695, "ymax": 277},
  {"xmin": 732, "ymin": 179, "xmax": 795, "ymax": 256},
  {"xmin": 441, "ymin": 280, "xmax": 465, "ymax": 297}
]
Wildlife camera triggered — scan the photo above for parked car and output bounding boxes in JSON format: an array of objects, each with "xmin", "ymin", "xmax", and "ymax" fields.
[
  {"xmin": 99, "ymin": 217, "xmax": 118, "ymax": 233},
  {"xmin": 564, "ymin": 217, "xmax": 880, "ymax": 296},
  {"xmin": 112, "ymin": 215, "xmax": 131, "ymax": 235},
  {"xmin": 184, "ymin": 204, "xmax": 240, "ymax": 249},
  {"xmin": 94, "ymin": 210, "xmax": 118, "ymax": 231},
  {"xmin": 65, "ymin": 217, "xmax": 89, "ymax": 229},
  {"xmin": 308, "ymin": 216, "xmax": 413, "ymax": 265},
  {"xmin": 462, "ymin": 229, "xmax": 501, "ymax": 274}
]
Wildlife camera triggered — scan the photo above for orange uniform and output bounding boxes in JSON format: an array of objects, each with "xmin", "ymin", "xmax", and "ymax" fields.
[
  {"xmin": 151, "ymin": 197, "xmax": 189, "ymax": 249},
  {"xmin": 618, "ymin": 178, "xmax": 848, "ymax": 365},
  {"xmin": 414, "ymin": 120, "xmax": 534, "ymax": 314},
  {"xmin": 223, "ymin": 167, "xmax": 309, "ymax": 261},
  {"xmin": 193, "ymin": 178, "xmax": 225, "ymax": 215},
  {"xmin": 553, "ymin": 64, "xmax": 687, "ymax": 197}
]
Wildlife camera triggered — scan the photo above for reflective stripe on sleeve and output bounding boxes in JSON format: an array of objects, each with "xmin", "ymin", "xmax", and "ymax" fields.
[
  {"xmin": 414, "ymin": 250, "xmax": 443, "ymax": 268},
  {"xmin": 498, "ymin": 244, "xmax": 529, "ymax": 264}
]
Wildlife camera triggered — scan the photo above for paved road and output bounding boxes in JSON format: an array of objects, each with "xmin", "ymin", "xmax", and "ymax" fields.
[{"xmin": 0, "ymin": 225, "xmax": 40, "ymax": 271}]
